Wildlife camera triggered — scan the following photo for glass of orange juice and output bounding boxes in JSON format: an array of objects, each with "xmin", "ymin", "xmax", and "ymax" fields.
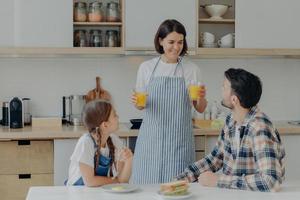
[
  {"xmin": 135, "ymin": 87, "xmax": 147, "ymax": 107},
  {"xmin": 189, "ymin": 81, "xmax": 204, "ymax": 101}
]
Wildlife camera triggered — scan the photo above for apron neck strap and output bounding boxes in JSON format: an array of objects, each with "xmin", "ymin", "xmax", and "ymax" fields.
[{"xmin": 149, "ymin": 56, "xmax": 184, "ymax": 82}]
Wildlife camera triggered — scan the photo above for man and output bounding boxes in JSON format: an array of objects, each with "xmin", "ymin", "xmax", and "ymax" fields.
[{"xmin": 176, "ymin": 68, "xmax": 285, "ymax": 192}]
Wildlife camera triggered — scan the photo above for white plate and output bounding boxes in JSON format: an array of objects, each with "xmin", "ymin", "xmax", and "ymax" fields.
[
  {"xmin": 102, "ymin": 184, "xmax": 139, "ymax": 193},
  {"xmin": 157, "ymin": 191, "xmax": 193, "ymax": 200}
]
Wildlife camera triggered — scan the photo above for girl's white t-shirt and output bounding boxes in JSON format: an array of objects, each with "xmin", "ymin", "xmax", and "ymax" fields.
[
  {"xmin": 66, "ymin": 133, "xmax": 124, "ymax": 185},
  {"xmin": 135, "ymin": 57, "xmax": 203, "ymax": 89}
]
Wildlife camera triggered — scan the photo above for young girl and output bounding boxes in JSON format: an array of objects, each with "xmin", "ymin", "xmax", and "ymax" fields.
[{"xmin": 66, "ymin": 100, "xmax": 133, "ymax": 186}]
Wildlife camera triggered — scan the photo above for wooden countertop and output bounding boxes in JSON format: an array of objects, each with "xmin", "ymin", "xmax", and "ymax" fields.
[{"xmin": 0, "ymin": 121, "xmax": 300, "ymax": 141}]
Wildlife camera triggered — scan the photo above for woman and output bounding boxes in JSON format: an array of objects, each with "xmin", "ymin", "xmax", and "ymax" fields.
[{"xmin": 130, "ymin": 19, "xmax": 207, "ymax": 184}]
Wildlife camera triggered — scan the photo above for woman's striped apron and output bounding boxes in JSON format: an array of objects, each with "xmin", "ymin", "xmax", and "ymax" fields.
[{"xmin": 130, "ymin": 57, "xmax": 195, "ymax": 184}]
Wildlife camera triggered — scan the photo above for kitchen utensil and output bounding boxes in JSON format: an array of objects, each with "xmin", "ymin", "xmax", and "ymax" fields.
[
  {"xmin": 85, "ymin": 76, "xmax": 111, "ymax": 103},
  {"xmin": 1, "ymin": 102, "xmax": 9, "ymax": 126},
  {"xmin": 102, "ymin": 183, "xmax": 139, "ymax": 193},
  {"xmin": 218, "ymin": 33, "xmax": 235, "ymax": 48},
  {"xmin": 157, "ymin": 191, "xmax": 193, "ymax": 199},
  {"xmin": 22, "ymin": 98, "xmax": 31, "ymax": 125},
  {"xmin": 106, "ymin": 2, "xmax": 120, "ymax": 22},
  {"xmin": 201, "ymin": 4, "xmax": 231, "ymax": 20},
  {"xmin": 199, "ymin": 32, "xmax": 215, "ymax": 44},
  {"xmin": 62, "ymin": 95, "xmax": 86, "ymax": 126}
]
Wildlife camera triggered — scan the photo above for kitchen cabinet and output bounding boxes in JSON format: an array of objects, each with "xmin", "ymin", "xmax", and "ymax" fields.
[
  {"xmin": 54, "ymin": 139, "xmax": 78, "ymax": 186},
  {"xmin": 235, "ymin": 0, "xmax": 300, "ymax": 48},
  {"xmin": 73, "ymin": 0, "xmax": 124, "ymax": 51},
  {"xmin": 127, "ymin": 135, "xmax": 207, "ymax": 161},
  {"xmin": 195, "ymin": 135, "xmax": 206, "ymax": 160},
  {"xmin": 0, "ymin": 140, "xmax": 53, "ymax": 200},
  {"xmin": 14, "ymin": 0, "xmax": 73, "ymax": 47},
  {"xmin": 125, "ymin": 0, "xmax": 197, "ymax": 51},
  {"xmin": 0, "ymin": 1, "xmax": 14, "ymax": 47},
  {"xmin": 197, "ymin": 0, "xmax": 235, "ymax": 49}
]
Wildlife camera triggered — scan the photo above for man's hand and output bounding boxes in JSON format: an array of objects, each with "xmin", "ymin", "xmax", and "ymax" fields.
[{"xmin": 198, "ymin": 171, "xmax": 218, "ymax": 187}]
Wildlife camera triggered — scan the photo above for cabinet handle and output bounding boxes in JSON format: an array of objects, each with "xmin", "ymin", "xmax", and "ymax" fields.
[
  {"xmin": 19, "ymin": 174, "xmax": 31, "ymax": 179},
  {"xmin": 18, "ymin": 140, "xmax": 31, "ymax": 146}
]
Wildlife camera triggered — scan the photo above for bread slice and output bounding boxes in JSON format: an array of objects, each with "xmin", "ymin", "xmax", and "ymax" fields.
[{"xmin": 160, "ymin": 180, "xmax": 189, "ymax": 196}]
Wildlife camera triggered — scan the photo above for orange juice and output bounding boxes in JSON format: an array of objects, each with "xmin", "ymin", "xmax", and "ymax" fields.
[
  {"xmin": 189, "ymin": 85, "xmax": 201, "ymax": 100},
  {"xmin": 136, "ymin": 92, "xmax": 147, "ymax": 107}
]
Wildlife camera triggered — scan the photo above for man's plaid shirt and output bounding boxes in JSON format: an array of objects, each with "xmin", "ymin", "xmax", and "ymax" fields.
[{"xmin": 176, "ymin": 106, "xmax": 285, "ymax": 192}]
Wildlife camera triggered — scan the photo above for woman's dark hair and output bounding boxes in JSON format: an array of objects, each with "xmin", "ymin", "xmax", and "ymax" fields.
[
  {"xmin": 154, "ymin": 19, "xmax": 188, "ymax": 56},
  {"xmin": 82, "ymin": 100, "xmax": 115, "ymax": 176},
  {"xmin": 225, "ymin": 68, "xmax": 262, "ymax": 109}
]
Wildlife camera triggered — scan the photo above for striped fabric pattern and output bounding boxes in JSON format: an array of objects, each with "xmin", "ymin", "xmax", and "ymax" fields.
[
  {"xmin": 130, "ymin": 60, "xmax": 195, "ymax": 184},
  {"xmin": 176, "ymin": 106, "xmax": 285, "ymax": 192}
]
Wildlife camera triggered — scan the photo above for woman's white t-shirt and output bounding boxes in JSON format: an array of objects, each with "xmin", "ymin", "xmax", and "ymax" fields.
[
  {"xmin": 66, "ymin": 133, "xmax": 124, "ymax": 185},
  {"xmin": 135, "ymin": 57, "xmax": 203, "ymax": 89}
]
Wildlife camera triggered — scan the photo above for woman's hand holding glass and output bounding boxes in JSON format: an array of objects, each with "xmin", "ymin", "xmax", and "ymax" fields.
[
  {"xmin": 189, "ymin": 81, "xmax": 206, "ymax": 102},
  {"xmin": 131, "ymin": 87, "xmax": 148, "ymax": 110}
]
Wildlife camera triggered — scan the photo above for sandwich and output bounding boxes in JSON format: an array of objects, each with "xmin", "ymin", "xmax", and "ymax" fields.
[{"xmin": 160, "ymin": 180, "xmax": 189, "ymax": 196}]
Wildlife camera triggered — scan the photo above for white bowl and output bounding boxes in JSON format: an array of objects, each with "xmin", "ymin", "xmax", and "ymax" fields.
[{"xmin": 204, "ymin": 4, "xmax": 229, "ymax": 20}]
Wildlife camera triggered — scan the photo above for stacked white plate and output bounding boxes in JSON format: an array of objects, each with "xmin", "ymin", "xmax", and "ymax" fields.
[
  {"xmin": 219, "ymin": 44, "xmax": 234, "ymax": 48},
  {"xmin": 202, "ymin": 43, "xmax": 218, "ymax": 48}
]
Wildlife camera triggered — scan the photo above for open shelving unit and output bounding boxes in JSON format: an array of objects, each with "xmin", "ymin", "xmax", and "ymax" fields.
[
  {"xmin": 197, "ymin": 0, "xmax": 235, "ymax": 50},
  {"xmin": 72, "ymin": 0, "xmax": 124, "ymax": 53}
]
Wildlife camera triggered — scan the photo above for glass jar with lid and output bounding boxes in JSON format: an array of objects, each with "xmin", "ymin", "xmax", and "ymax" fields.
[
  {"xmin": 89, "ymin": 30, "xmax": 103, "ymax": 47},
  {"xmin": 74, "ymin": 30, "xmax": 87, "ymax": 47},
  {"xmin": 105, "ymin": 30, "xmax": 119, "ymax": 47},
  {"xmin": 106, "ymin": 1, "xmax": 120, "ymax": 22},
  {"xmin": 88, "ymin": 2, "xmax": 105, "ymax": 22},
  {"xmin": 74, "ymin": 2, "xmax": 87, "ymax": 22}
]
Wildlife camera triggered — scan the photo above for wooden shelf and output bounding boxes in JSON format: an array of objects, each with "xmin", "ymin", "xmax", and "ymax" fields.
[
  {"xmin": 0, "ymin": 47, "xmax": 124, "ymax": 57},
  {"xmin": 73, "ymin": 22, "xmax": 123, "ymax": 26},
  {"xmin": 195, "ymin": 48, "xmax": 300, "ymax": 58},
  {"xmin": 198, "ymin": 18, "xmax": 235, "ymax": 24},
  {"xmin": 0, "ymin": 47, "xmax": 299, "ymax": 58}
]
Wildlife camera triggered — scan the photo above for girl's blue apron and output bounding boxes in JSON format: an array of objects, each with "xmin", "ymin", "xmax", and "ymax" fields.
[
  {"xmin": 73, "ymin": 134, "xmax": 112, "ymax": 186},
  {"xmin": 130, "ymin": 57, "xmax": 195, "ymax": 184}
]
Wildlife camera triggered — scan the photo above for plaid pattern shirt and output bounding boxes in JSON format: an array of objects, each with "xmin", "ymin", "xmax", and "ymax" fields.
[{"xmin": 176, "ymin": 106, "xmax": 285, "ymax": 192}]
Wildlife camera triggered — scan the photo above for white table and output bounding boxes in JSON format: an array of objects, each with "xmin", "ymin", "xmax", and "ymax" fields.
[{"xmin": 26, "ymin": 181, "xmax": 300, "ymax": 200}]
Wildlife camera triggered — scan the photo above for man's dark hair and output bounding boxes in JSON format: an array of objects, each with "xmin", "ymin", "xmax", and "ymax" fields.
[
  {"xmin": 154, "ymin": 19, "xmax": 188, "ymax": 56},
  {"xmin": 225, "ymin": 68, "xmax": 262, "ymax": 109}
]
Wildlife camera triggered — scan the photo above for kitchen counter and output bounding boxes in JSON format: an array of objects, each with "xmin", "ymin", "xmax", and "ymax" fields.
[
  {"xmin": 0, "ymin": 121, "xmax": 300, "ymax": 141},
  {"xmin": 26, "ymin": 181, "xmax": 300, "ymax": 200}
]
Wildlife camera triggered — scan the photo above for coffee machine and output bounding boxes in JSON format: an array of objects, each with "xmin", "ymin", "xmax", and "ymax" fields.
[
  {"xmin": 62, "ymin": 95, "xmax": 86, "ymax": 126},
  {"xmin": 9, "ymin": 97, "xmax": 24, "ymax": 128}
]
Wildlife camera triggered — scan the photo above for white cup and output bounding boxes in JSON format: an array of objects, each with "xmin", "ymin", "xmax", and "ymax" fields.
[
  {"xmin": 218, "ymin": 33, "xmax": 235, "ymax": 47},
  {"xmin": 200, "ymin": 32, "xmax": 215, "ymax": 44}
]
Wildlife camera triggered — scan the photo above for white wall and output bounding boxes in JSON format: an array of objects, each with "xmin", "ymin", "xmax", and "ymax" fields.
[
  {"xmin": 0, "ymin": 1, "xmax": 14, "ymax": 46},
  {"xmin": 0, "ymin": 56, "xmax": 299, "ymax": 122}
]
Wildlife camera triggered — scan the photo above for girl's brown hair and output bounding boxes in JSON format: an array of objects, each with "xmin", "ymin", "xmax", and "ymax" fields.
[{"xmin": 82, "ymin": 100, "xmax": 115, "ymax": 176}]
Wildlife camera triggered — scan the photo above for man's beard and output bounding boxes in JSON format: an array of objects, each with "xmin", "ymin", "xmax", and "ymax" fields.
[{"xmin": 221, "ymin": 100, "xmax": 233, "ymax": 109}]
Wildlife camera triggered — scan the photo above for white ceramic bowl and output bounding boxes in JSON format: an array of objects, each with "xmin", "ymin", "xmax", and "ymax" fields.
[{"xmin": 204, "ymin": 4, "xmax": 229, "ymax": 20}]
